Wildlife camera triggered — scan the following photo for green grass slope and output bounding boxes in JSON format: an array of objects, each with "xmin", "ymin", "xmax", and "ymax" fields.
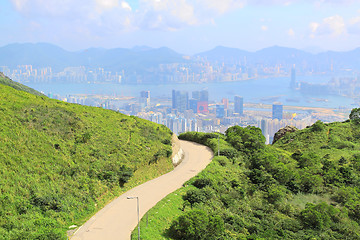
[
  {"xmin": 133, "ymin": 120, "xmax": 360, "ymax": 240},
  {"xmin": 0, "ymin": 72, "xmax": 45, "ymax": 97},
  {"xmin": 0, "ymin": 76, "xmax": 173, "ymax": 239}
]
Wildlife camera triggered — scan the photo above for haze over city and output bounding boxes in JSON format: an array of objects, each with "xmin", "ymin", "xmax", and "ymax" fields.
[
  {"xmin": 4, "ymin": 1, "xmax": 360, "ymax": 239},
  {"xmin": 2, "ymin": 0, "xmax": 360, "ymax": 54},
  {"xmin": 2, "ymin": 0, "xmax": 360, "ymax": 141}
]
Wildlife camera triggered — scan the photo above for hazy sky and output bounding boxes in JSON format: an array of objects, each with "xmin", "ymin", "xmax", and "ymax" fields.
[{"xmin": 1, "ymin": 0, "xmax": 360, "ymax": 54}]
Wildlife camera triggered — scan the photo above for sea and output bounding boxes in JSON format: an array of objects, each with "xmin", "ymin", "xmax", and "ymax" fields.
[{"xmin": 27, "ymin": 75, "xmax": 357, "ymax": 109}]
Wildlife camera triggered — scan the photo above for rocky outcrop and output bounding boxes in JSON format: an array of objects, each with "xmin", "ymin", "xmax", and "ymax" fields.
[
  {"xmin": 171, "ymin": 134, "xmax": 184, "ymax": 167},
  {"xmin": 272, "ymin": 125, "xmax": 298, "ymax": 144}
]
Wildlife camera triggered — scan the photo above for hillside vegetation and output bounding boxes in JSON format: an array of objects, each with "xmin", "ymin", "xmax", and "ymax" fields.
[
  {"xmin": 133, "ymin": 113, "xmax": 360, "ymax": 239},
  {"xmin": 0, "ymin": 75, "xmax": 173, "ymax": 239},
  {"xmin": 0, "ymin": 72, "xmax": 45, "ymax": 96}
]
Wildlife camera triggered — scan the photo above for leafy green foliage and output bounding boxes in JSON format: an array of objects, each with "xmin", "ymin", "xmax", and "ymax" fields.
[
  {"xmin": 192, "ymin": 178, "xmax": 212, "ymax": 189},
  {"xmin": 0, "ymin": 73, "xmax": 45, "ymax": 96},
  {"xmin": 148, "ymin": 119, "xmax": 360, "ymax": 239},
  {"xmin": 225, "ymin": 125, "xmax": 265, "ymax": 154},
  {"xmin": 300, "ymin": 202, "xmax": 341, "ymax": 230},
  {"xmin": 349, "ymin": 108, "xmax": 360, "ymax": 123},
  {"xmin": 183, "ymin": 188, "xmax": 212, "ymax": 208},
  {"xmin": 168, "ymin": 210, "xmax": 225, "ymax": 240},
  {"xmin": 0, "ymin": 77, "xmax": 173, "ymax": 239},
  {"xmin": 311, "ymin": 120, "xmax": 325, "ymax": 132}
]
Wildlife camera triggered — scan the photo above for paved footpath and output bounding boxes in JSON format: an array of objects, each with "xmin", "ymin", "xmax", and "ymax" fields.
[{"xmin": 71, "ymin": 140, "xmax": 213, "ymax": 240}]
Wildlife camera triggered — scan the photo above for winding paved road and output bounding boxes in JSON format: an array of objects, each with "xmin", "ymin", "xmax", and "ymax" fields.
[{"xmin": 71, "ymin": 140, "xmax": 213, "ymax": 240}]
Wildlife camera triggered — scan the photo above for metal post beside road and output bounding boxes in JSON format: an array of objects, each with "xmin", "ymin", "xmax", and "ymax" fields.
[{"xmin": 127, "ymin": 196, "xmax": 140, "ymax": 240}]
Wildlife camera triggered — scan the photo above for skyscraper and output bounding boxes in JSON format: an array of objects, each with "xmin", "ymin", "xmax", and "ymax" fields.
[
  {"xmin": 200, "ymin": 90, "xmax": 208, "ymax": 102},
  {"xmin": 260, "ymin": 119, "xmax": 270, "ymax": 144},
  {"xmin": 172, "ymin": 90, "xmax": 189, "ymax": 113},
  {"xmin": 140, "ymin": 91, "xmax": 150, "ymax": 107},
  {"xmin": 272, "ymin": 103, "xmax": 283, "ymax": 120},
  {"xmin": 222, "ymin": 98, "xmax": 229, "ymax": 109},
  {"xmin": 234, "ymin": 96, "xmax": 244, "ymax": 115},
  {"xmin": 192, "ymin": 91, "xmax": 200, "ymax": 100},
  {"xmin": 191, "ymin": 90, "xmax": 209, "ymax": 114},
  {"xmin": 172, "ymin": 90, "xmax": 177, "ymax": 109},
  {"xmin": 189, "ymin": 99, "xmax": 198, "ymax": 113},
  {"xmin": 216, "ymin": 104, "xmax": 225, "ymax": 118}
]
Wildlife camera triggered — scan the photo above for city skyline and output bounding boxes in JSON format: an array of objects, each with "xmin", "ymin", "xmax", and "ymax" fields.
[
  {"xmin": 2, "ymin": 1, "xmax": 360, "ymax": 54},
  {"xmin": 49, "ymin": 87, "xmax": 324, "ymax": 143}
]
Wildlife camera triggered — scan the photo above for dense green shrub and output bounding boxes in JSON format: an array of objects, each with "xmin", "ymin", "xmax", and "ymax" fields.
[
  {"xmin": 225, "ymin": 125, "xmax": 265, "ymax": 154},
  {"xmin": 168, "ymin": 210, "xmax": 225, "ymax": 240},
  {"xmin": 349, "ymin": 108, "xmax": 360, "ymax": 123},
  {"xmin": 300, "ymin": 202, "xmax": 340, "ymax": 230},
  {"xmin": 179, "ymin": 132, "xmax": 223, "ymax": 147},
  {"xmin": 267, "ymin": 184, "xmax": 287, "ymax": 204},
  {"xmin": 296, "ymin": 152, "xmax": 321, "ymax": 169},
  {"xmin": 118, "ymin": 165, "xmax": 133, "ymax": 187},
  {"xmin": 192, "ymin": 178, "xmax": 212, "ymax": 189},
  {"xmin": 183, "ymin": 188, "xmax": 212, "ymax": 207},
  {"xmin": 219, "ymin": 148, "xmax": 238, "ymax": 159},
  {"xmin": 311, "ymin": 120, "xmax": 325, "ymax": 132}
]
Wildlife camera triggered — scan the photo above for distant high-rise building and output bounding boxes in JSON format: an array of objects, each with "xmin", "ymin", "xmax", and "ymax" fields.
[
  {"xmin": 260, "ymin": 119, "xmax": 268, "ymax": 136},
  {"xmin": 192, "ymin": 91, "xmax": 200, "ymax": 100},
  {"xmin": 180, "ymin": 117, "xmax": 187, "ymax": 133},
  {"xmin": 200, "ymin": 90, "xmax": 208, "ymax": 102},
  {"xmin": 216, "ymin": 104, "xmax": 225, "ymax": 118},
  {"xmin": 140, "ymin": 91, "xmax": 150, "ymax": 107},
  {"xmin": 222, "ymin": 98, "xmax": 229, "ymax": 109},
  {"xmin": 191, "ymin": 90, "xmax": 209, "ymax": 113},
  {"xmin": 190, "ymin": 119, "xmax": 198, "ymax": 132},
  {"xmin": 197, "ymin": 101, "xmax": 209, "ymax": 114},
  {"xmin": 172, "ymin": 90, "xmax": 189, "ymax": 112},
  {"xmin": 140, "ymin": 90, "xmax": 150, "ymax": 99},
  {"xmin": 172, "ymin": 90, "xmax": 177, "ymax": 109},
  {"xmin": 290, "ymin": 65, "xmax": 297, "ymax": 90},
  {"xmin": 189, "ymin": 99, "xmax": 198, "ymax": 113},
  {"xmin": 234, "ymin": 96, "xmax": 244, "ymax": 115},
  {"xmin": 260, "ymin": 119, "xmax": 270, "ymax": 144},
  {"xmin": 272, "ymin": 103, "xmax": 283, "ymax": 120}
]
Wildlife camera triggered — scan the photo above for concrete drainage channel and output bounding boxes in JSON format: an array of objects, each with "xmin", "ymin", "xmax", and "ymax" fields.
[{"xmin": 171, "ymin": 134, "xmax": 185, "ymax": 167}]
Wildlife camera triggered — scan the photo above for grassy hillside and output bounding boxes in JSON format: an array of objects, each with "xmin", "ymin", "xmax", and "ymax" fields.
[
  {"xmin": 132, "ymin": 119, "xmax": 360, "ymax": 239},
  {"xmin": 0, "ymin": 76, "xmax": 173, "ymax": 239},
  {"xmin": 0, "ymin": 72, "xmax": 45, "ymax": 96}
]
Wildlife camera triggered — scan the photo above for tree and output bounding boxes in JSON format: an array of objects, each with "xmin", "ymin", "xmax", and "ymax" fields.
[
  {"xmin": 311, "ymin": 120, "xmax": 325, "ymax": 132},
  {"xmin": 300, "ymin": 202, "xmax": 340, "ymax": 230},
  {"xmin": 168, "ymin": 210, "xmax": 224, "ymax": 240},
  {"xmin": 183, "ymin": 188, "xmax": 212, "ymax": 207},
  {"xmin": 349, "ymin": 108, "xmax": 360, "ymax": 123},
  {"xmin": 118, "ymin": 165, "xmax": 133, "ymax": 187},
  {"xmin": 225, "ymin": 126, "xmax": 265, "ymax": 154}
]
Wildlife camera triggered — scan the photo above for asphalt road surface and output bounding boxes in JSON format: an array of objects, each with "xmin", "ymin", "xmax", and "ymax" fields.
[{"xmin": 71, "ymin": 140, "xmax": 213, "ymax": 240}]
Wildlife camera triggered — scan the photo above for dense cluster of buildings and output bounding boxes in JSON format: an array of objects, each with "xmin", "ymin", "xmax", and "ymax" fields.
[
  {"xmin": 3, "ymin": 62, "xmax": 343, "ymax": 142},
  {"xmin": 0, "ymin": 61, "xmax": 265, "ymax": 85},
  {"xmin": 138, "ymin": 90, "xmax": 314, "ymax": 143},
  {"xmin": 0, "ymin": 65, "xmax": 123, "ymax": 84},
  {"xmin": 53, "ymin": 88, "xmax": 317, "ymax": 144}
]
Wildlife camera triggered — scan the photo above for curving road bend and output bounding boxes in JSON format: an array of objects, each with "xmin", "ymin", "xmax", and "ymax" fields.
[{"xmin": 71, "ymin": 140, "xmax": 213, "ymax": 240}]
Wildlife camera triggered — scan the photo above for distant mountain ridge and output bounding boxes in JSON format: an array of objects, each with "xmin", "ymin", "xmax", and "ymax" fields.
[
  {"xmin": 197, "ymin": 45, "xmax": 360, "ymax": 70},
  {"xmin": 1, "ymin": 43, "xmax": 360, "ymax": 71},
  {"xmin": 0, "ymin": 43, "xmax": 187, "ymax": 72}
]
